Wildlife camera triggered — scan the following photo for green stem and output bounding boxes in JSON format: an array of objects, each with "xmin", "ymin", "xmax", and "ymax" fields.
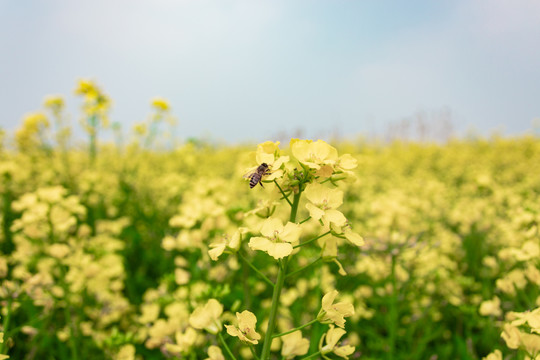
[
  {"xmin": 274, "ymin": 180, "xmax": 292, "ymax": 207},
  {"xmin": 249, "ymin": 344, "xmax": 260, "ymax": 360},
  {"xmin": 64, "ymin": 304, "xmax": 78, "ymax": 360},
  {"xmin": 388, "ymin": 252, "xmax": 398, "ymax": 360},
  {"xmin": 260, "ymin": 191, "xmax": 302, "ymax": 360},
  {"xmin": 272, "ymin": 319, "xmax": 318, "ymax": 338},
  {"xmin": 299, "ymin": 216, "xmax": 311, "ymax": 224},
  {"xmin": 89, "ymin": 115, "xmax": 97, "ymax": 164},
  {"xmin": 0, "ymin": 298, "xmax": 12, "ymax": 355},
  {"xmin": 293, "ymin": 231, "xmax": 331, "ymax": 249},
  {"xmin": 218, "ymin": 332, "xmax": 238, "ymax": 360},
  {"xmin": 301, "ymin": 351, "xmax": 321, "ymax": 360},
  {"xmin": 286, "ymin": 258, "xmax": 322, "ymax": 279},
  {"xmin": 239, "ymin": 252, "xmax": 274, "ymax": 288},
  {"xmin": 289, "ymin": 192, "xmax": 301, "ymax": 223}
]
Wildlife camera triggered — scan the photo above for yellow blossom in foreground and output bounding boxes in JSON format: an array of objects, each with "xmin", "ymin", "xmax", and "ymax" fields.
[
  {"xmin": 320, "ymin": 325, "xmax": 355, "ymax": 359},
  {"xmin": 291, "ymin": 139, "xmax": 338, "ymax": 170},
  {"xmin": 501, "ymin": 323, "xmax": 540, "ymax": 352},
  {"xmin": 151, "ymin": 96, "xmax": 170, "ymax": 111},
  {"xmin": 304, "ymin": 183, "xmax": 347, "ymax": 227},
  {"xmin": 225, "ymin": 310, "xmax": 261, "ymax": 345},
  {"xmin": 209, "ymin": 228, "xmax": 247, "ymax": 261},
  {"xmin": 281, "ymin": 330, "xmax": 309, "ymax": 359},
  {"xmin": 189, "ymin": 299, "xmax": 223, "ymax": 334},
  {"xmin": 317, "ymin": 290, "xmax": 354, "ymax": 328},
  {"xmin": 507, "ymin": 307, "xmax": 540, "ymax": 329},
  {"xmin": 205, "ymin": 345, "xmax": 225, "ymax": 360},
  {"xmin": 249, "ymin": 217, "xmax": 302, "ymax": 259},
  {"xmin": 244, "ymin": 140, "xmax": 289, "ymax": 183}
]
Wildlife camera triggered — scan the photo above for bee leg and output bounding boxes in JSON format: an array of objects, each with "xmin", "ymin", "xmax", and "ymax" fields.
[{"xmin": 259, "ymin": 181, "xmax": 265, "ymax": 188}]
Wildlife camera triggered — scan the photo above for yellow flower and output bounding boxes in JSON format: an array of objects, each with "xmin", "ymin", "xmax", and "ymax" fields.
[
  {"xmin": 507, "ymin": 307, "xmax": 540, "ymax": 329},
  {"xmin": 205, "ymin": 345, "xmax": 225, "ymax": 360},
  {"xmin": 244, "ymin": 141, "xmax": 289, "ymax": 183},
  {"xmin": 479, "ymin": 297, "xmax": 502, "ymax": 317},
  {"xmin": 165, "ymin": 327, "xmax": 198, "ymax": 354},
  {"xmin": 43, "ymin": 95, "xmax": 65, "ymax": 111},
  {"xmin": 175, "ymin": 267, "xmax": 191, "ymax": 285},
  {"xmin": 334, "ymin": 154, "xmax": 358, "ymax": 171},
  {"xmin": 48, "ymin": 244, "xmax": 71, "ymax": 259},
  {"xmin": 290, "ymin": 139, "xmax": 338, "ymax": 170},
  {"xmin": 151, "ymin": 97, "xmax": 170, "ymax": 111},
  {"xmin": 248, "ymin": 217, "xmax": 302, "ymax": 259},
  {"xmin": 320, "ymin": 325, "xmax": 355, "ymax": 359},
  {"xmin": 115, "ymin": 344, "xmax": 136, "ymax": 360},
  {"xmin": 225, "ymin": 310, "xmax": 261, "ymax": 345},
  {"xmin": 304, "ymin": 183, "xmax": 347, "ymax": 227},
  {"xmin": 74, "ymin": 78, "xmax": 98, "ymax": 95},
  {"xmin": 134, "ymin": 123, "xmax": 148, "ymax": 136},
  {"xmin": 139, "ymin": 303, "xmax": 160, "ymax": 324},
  {"xmin": 317, "ymin": 290, "xmax": 354, "ymax": 328},
  {"xmin": 189, "ymin": 299, "xmax": 223, "ymax": 334},
  {"xmin": 482, "ymin": 350, "xmax": 502, "ymax": 360},
  {"xmin": 281, "ymin": 330, "xmax": 309, "ymax": 359},
  {"xmin": 22, "ymin": 112, "xmax": 50, "ymax": 130},
  {"xmin": 208, "ymin": 228, "xmax": 247, "ymax": 261},
  {"xmin": 501, "ymin": 323, "xmax": 521, "ymax": 349}
]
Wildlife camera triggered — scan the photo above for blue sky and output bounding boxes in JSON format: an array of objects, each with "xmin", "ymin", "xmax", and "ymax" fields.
[{"xmin": 1, "ymin": 0, "xmax": 539, "ymax": 143}]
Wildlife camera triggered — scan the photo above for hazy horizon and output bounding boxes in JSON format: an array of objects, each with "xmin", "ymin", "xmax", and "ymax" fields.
[{"xmin": 1, "ymin": 0, "xmax": 539, "ymax": 143}]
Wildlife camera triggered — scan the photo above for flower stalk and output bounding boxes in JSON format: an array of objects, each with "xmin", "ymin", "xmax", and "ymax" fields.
[
  {"xmin": 260, "ymin": 190, "xmax": 302, "ymax": 360},
  {"xmin": 239, "ymin": 252, "xmax": 274, "ymax": 288},
  {"xmin": 218, "ymin": 332, "xmax": 238, "ymax": 360},
  {"xmin": 272, "ymin": 319, "xmax": 318, "ymax": 338}
]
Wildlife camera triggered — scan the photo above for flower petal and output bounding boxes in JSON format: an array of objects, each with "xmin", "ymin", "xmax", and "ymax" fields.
[
  {"xmin": 306, "ymin": 203, "xmax": 325, "ymax": 221},
  {"xmin": 260, "ymin": 218, "xmax": 284, "ymax": 238},
  {"xmin": 267, "ymin": 242, "xmax": 293, "ymax": 259},
  {"xmin": 280, "ymin": 222, "xmax": 302, "ymax": 243}
]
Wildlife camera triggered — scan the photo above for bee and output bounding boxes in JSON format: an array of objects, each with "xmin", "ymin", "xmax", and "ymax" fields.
[{"xmin": 244, "ymin": 163, "xmax": 271, "ymax": 188}]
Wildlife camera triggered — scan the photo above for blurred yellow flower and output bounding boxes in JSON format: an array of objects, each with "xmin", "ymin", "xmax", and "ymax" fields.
[
  {"xmin": 479, "ymin": 296, "xmax": 502, "ymax": 317},
  {"xmin": 281, "ymin": 330, "xmax": 309, "ymax": 359},
  {"xmin": 151, "ymin": 97, "xmax": 170, "ymax": 111},
  {"xmin": 225, "ymin": 310, "xmax": 261, "ymax": 345},
  {"xmin": 304, "ymin": 183, "xmax": 347, "ymax": 227},
  {"xmin": 134, "ymin": 123, "xmax": 148, "ymax": 136},
  {"xmin": 115, "ymin": 344, "xmax": 136, "ymax": 360},
  {"xmin": 175, "ymin": 267, "xmax": 191, "ymax": 285},
  {"xmin": 205, "ymin": 345, "xmax": 225, "ymax": 360},
  {"xmin": 165, "ymin": 327, "xmax": 198, "ymax": 354},
  {"xmin": 74, "ymin": 78, "xmax": 98, "ymax": 95},
  {"xmin": 249, "ymin": 217, "xmax": 302, "ymax": 259},
  {"xmin": 482, "ymin": 349, "xmax": 502, "ymax": 360},
  {"xmin": 320, "ymin": 325, "xmax": 355, "ymax": 359},
  {"xmin": 43, "ymin": 95, "xmax": 65, "ymax": 111},
  {"xmin": 507, "ymin": 307, "xmax": 540, "ymax": 329},
  {"xmin": 334, "ymin": 154, "xmax": 358, "ymax": 171},
  {"xmin": 189, "ymin": 299, "xmax": 223, "ymax": 334},
  {"xmin": 317, "ymin": 290, "xmax": 354, "ymax": 328}
]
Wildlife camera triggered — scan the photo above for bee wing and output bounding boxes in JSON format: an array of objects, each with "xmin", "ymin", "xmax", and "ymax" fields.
[{"xmin": 242, "ymin": 166, "xmax": 258, "ymax": 179}]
